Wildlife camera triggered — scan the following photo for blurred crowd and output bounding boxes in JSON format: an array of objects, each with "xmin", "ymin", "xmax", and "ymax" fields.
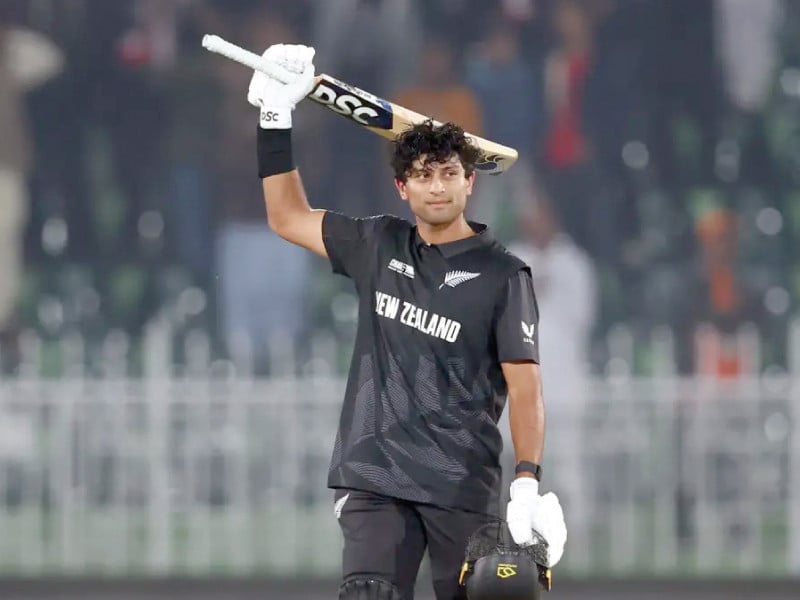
[{"xmin": 1, "ymin": 0, "xmax": 799, "ymax": 380}]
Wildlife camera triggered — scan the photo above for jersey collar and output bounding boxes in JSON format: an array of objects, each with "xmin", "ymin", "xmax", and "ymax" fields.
[{"xmin": 413, "ymin": 221, "xmax": 493, "ymax": 258}]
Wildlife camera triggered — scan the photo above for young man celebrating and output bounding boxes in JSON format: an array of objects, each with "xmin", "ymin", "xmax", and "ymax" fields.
[{"xmin": 246, "ymin": 44, "xmax": 567, "ymax": 600}]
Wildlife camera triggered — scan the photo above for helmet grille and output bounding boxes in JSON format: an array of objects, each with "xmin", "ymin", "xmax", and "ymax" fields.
[{"xmin": 464, "ymin": 518, "xmax": 549, "ymax": 567}]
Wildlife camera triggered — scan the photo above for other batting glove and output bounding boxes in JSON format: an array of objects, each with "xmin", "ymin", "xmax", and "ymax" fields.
[
  {"xmin": 506, "ymin": 478, "xmax": 567, "ymax": 567},
  {"xmin": 247, "ymin": 44, "xmax": 315, "ymax": 129}
]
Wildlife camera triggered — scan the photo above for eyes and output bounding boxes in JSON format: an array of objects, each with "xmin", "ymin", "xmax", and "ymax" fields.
[{"xmin": 410, "ymin": 168, "xmax": 462, "ymax": 181}]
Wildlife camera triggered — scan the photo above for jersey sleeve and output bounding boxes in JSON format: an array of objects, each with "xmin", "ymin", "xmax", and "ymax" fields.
[
  {"xmin": 322, "ymin": 211, "xmax": 392, "ymax": 280},
  {"xmin": 495, "ymin": 268, "xmax": 540, "ymax": 364}
]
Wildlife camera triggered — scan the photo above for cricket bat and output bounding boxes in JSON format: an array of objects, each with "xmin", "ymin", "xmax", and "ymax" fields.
[{"xmin": 201, "ymin": 34, "xmax": 518, "ymax": 175}]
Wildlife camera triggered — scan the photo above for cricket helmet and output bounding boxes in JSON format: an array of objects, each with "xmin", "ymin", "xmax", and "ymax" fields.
[{"xmin": 459, "ymin": 519, "xmax": 552, "ymax": 600}]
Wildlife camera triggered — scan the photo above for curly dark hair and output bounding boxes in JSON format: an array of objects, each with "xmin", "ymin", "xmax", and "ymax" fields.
[{"xmin": 391, "ymin": 121, "xmax": 481, "ymax": 182}]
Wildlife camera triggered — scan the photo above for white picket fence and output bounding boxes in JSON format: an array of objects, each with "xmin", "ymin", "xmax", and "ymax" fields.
[
  {"xmin": 0, "ymin": 375, "xmax": 797, "ymax": 577},
  {"xmin": 0, "ymin": 318, "xmax": 798, "ymax": 578}
]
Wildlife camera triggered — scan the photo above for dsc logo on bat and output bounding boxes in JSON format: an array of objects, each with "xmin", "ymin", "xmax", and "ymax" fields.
[{"xmin": 310, "ymin": 77, "xmax": 393, "ymax": 129}]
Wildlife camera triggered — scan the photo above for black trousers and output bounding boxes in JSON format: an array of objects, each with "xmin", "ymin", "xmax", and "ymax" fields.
[{"xmin": 335, "ymin": 488, "xmax": 495, "ymax": 600}]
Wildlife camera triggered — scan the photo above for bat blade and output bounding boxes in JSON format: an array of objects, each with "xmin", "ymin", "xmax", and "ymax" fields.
[
  {"xmin": 306, "ymin": 75, "xmax": 518, "ymax": 175},
  {"xmin": 202, "ymin": 34, "xmax": 518, "ymax": 175}
]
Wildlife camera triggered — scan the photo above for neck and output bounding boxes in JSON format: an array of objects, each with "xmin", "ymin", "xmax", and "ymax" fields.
[
  {"xmin": 417, "ymin": 217, "xmax": 475, "ymax": 245},
  {"xmin": 533, "ymin": 232, "xmax": 557, "ymax": 250},
  {"xmin": 564, "ymin": 38, "xmax": 591, "ymax": 56}
]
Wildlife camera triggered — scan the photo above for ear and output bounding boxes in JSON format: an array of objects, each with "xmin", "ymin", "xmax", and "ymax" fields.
[
  {"xmin": 465, "ymin": 172, "xmax": 476, "ymax": 196},
  {"xmin": 394, "ymin": 178, "xmax": 409, "ymax": 201}
]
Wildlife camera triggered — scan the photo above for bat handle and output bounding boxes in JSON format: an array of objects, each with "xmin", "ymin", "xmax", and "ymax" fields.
[{"xmin": 201, "ymin": 34, "xmax": 293, "ymax": 84}]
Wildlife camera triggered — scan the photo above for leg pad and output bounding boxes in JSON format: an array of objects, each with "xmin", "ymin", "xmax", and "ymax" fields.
[{"xmin": 338, "ymin": 575, "xmax": 401, "ymax": 600}]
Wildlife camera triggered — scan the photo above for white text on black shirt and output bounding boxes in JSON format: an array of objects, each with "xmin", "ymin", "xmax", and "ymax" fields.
[{"xmin": 375, "ymin": 291, "xmax": 462, "ymax": 343}]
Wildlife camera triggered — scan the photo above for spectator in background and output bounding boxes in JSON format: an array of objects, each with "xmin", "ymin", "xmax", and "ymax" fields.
[
  {"xmin": 531, "ymin": 0, "xmax": 646, "ymax": 283},
  {"xmin": 714, "ymin": 0, "xmax": 784, "ymax": 187},
  {"xmin": 466, "ymin": 18, "xmax": 540, "ymax": 167},
  {"xmin": 0, "ymin": 12, "xmax": 63, "ymax": 366},
  {"xmin": 213, "ymin": 11, "xmax": 312, "ymax": 374},
  {"xmin": 715, "ymin": 0, "xmax": 783, "ymax": 118},
  {"xmin": 311, "ymin": 0, "xmax": 419, "ymax": 95},
  {"xmin": 164, "ymin": 1, "xmax": 228, "ymax": 287},
  {"xmin": 310, "ymin": 0, "xmax": 422, "ymax": 217},
  {"xmin": 503, "ymin": 188, "xmax": 597, "ymax": 564},
  {"xmin": 641, "ymin": 0, "xmax": 721, "ymax": 188},
  {"xmin": 539, "ymin": 0, "xmax": 594, "ymax": 173},
  {"xmin": 394, "ymin": 37, "xmax": 483, "ymax": 138},
  {"xmin": 688, "ymin": 209, "xmax": 763, "ymax": 378},
  {"xmin": 509, "ymin": 191, "xmax": 597, "ymax": 404},
  {"xmin": 534, "ymin": 0, "xmax": 625, "ymax": 269},
  {"xmin": 465, "ymin": 17, "xmax": 541, "ymax": 235},
  {"xmin": 98, "ymin": 0, "xmax": 172, "ymax": 258}
]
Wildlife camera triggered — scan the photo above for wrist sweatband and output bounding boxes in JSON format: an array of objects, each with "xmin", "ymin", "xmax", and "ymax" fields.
[
  {"xmin": 257, "ymin": 127, "xmax": 295, "ymax": 178},
  {"xmin": 515, "ymin": 461, "xmax": 542, "ymax": 481}
]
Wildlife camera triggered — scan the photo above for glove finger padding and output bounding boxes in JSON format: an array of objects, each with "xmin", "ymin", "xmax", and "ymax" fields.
[
  {"xmin": 247, "ymin": 70, "xmax": 269, "ymax": 107},
  {"xmin": 282, "ymin": 45, "xmax": 315, "ymax": 73},
  {"xmin": 262, "ymin": 43, "xmax": 286, "ymax": 64},
  {"xmin": 531, "ymin": 493, "xmax": 567, "ymax": 567},
  {"xmin": 247, "ymin": 61, "xmax": 309, "ymax": 104},
  {"xmin": 262, "ymin": 44, "xmax": 314, "ymax": 75},
  {"xmin": 246, "ymin": 44, "xmax": 316, "ymax": 128},
  {"xmin": 247, "ymin": 67, "xmax": 308, "ymax": 109},
  {"xmin": 506, "ymin": 482, "xmax": 569, "ymax": 567},
  {"xmin": 505, "ymin": 498, "xmax": 535, "ymax": 547},
  {"xmin": 286, "ymin": 62, "xmax": 316, "ymax": 101}
]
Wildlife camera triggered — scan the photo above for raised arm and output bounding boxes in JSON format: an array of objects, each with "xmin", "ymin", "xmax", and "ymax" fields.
[
  {"xmin": 247, "ymin": 44, "xmax": 327, "ymax": 257},
  {"xmin": 261, "ymin": 170, "xmax": 327, "ymax": 257}
]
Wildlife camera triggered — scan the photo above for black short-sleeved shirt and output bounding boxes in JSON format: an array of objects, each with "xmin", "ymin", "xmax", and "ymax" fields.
[{"xmin": 322, "ymin": 211, "xmax": 540, "ymax": 515}]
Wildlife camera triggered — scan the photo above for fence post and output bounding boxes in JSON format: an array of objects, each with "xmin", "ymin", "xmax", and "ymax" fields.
[
  {"xmin": 736, "ymin": 322, "xmax": 761, "ymax": 376},
  {"xmin": 147, "ymin": 378, "xmax": 172, "ymax": 574},
  {"xmin": 52, "ymin": 382, "xmax": 80, "ymax": 572},
  {"xmin": 651, "ymin": 325, "xmax": 676, "ymax": 377},
  {"xmin": 18, "ymin": 330, "xmax": 42, "ymax": 378},
  {"xmin": 144, "ymin": 313, "xmax": 173, "ymax": 378},
  {"xmin": 606, "ymin": 322, "xmax": 634, "ymax": 378},
  {"xmin": 788, "ymin": 319, "xmax": 800, "ymax": 573}
]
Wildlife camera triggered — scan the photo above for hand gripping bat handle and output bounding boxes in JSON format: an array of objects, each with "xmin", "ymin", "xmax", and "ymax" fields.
[{"xmin": 201, "ymin": 34, "xmax": 294, "ymax": 84}]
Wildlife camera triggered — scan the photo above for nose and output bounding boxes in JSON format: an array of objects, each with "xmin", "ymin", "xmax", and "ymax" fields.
[{"xmin": 429, "ymin": 174, "xmax": 446, "ymax": 194}]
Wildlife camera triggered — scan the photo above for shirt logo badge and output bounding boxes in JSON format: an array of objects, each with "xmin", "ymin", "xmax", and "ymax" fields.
[
  {"xmin": 439, "ymin": 270, "xmax": 481, "ymax": 289},
  {"xmin": 521, "ymin": 321, "xmax": 536, "ymax": 345},
  {"xmin": 388, "ymin": 259, "xmax": 415, "ymax": 279}
]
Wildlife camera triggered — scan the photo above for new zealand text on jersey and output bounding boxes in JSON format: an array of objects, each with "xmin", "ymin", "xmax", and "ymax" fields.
[{"xmin": 375, "ymin": 291, "xmax": 462, "ymax": 343}]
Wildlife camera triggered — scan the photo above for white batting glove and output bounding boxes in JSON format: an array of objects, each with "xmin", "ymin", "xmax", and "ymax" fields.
[
  {"xmin": 247, "ymin": 44, "xmax": 316, "ymax": 130},
  {"xmin": 506, "ymin": 478, "xmax": 568, "ymax": 567}
]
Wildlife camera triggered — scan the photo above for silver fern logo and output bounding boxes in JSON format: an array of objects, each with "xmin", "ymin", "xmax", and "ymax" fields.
[{"xmin": 439, "ymin": 270, "xmax": 481, "ymax": 289}]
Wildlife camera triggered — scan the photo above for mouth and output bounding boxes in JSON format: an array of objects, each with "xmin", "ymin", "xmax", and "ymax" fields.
[{"xmin": 426, "ymin": 199, "xmax": 452, "ymax": 207}]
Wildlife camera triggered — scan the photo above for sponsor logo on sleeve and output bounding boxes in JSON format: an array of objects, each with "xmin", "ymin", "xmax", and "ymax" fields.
[{"xmin": 521, "ymin": 321, "xmax": 536, "ymax": 345}]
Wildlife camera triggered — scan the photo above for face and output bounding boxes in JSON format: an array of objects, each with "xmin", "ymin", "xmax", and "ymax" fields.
[
  {"xmin": 421, "ymin": 43, "xmax": 454, "ymax": 84},
  {"xmin": 486, "ymin": 28, "xmax": 519, "ymax": 64},
  {"xmin": 395, "ymin": 155, "xmax": 475, "ymax": 226},
  {"xmin": 554, "ymin": 0, "xmax": 591, "ymax": 46},
  {"xmin": 697, "ymin": 212, "xmax": 738, "ymax": 265},
  {"xmin": 521, "ymin": 201, "xmax": 558, "ymax": 249},
  {"xmin": 701, "ymin": 230, "xmax": 738, "ymax": 265}
]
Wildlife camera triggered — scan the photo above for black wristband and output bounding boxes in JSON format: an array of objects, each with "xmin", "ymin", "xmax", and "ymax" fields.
[
  {"xmin": 257, "ymin": 127, "xmax": 295, "ymax": 178},
  {"xmin": 515, "ymin": 461, "xmax": 542, "ymax": 481}
]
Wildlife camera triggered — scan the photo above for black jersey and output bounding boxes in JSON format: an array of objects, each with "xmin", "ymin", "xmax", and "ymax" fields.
[{"xmin": 322, "ymin": 211, "xmax": 540, "ymax": 515}]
